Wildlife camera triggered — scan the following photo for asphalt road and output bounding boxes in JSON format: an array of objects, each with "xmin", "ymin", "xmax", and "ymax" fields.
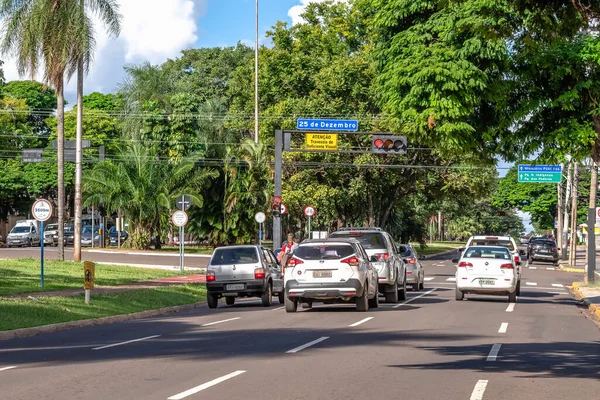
[
  {"xmin": 0, "ymin": 246, "xmax": 210, "ymax": 270},
  {"xmin": 1, "ymin": 252, "xmax": 599, "ymax": 400}
]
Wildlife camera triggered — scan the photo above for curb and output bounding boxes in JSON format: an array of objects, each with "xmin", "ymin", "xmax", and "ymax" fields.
[
  {"xmin": 560, "ymin": 267, "xmax": 586, "ymax": 273},
  {"xmin": 570, "ymin": 282, "xmax": 600, "ymax": 321},
  {"xmin": 0, "ymin": 300, "xmax": 206, "ymax": 341}
]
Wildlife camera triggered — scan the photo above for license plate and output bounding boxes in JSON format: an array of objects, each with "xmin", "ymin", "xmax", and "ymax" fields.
[
  {"xmin": 226, "ymin": 284, "xmax": 244, "ymax": 291},
  {"xmin": 313, "ymin": 270, "xmax": 332, "ymax": 278},
  {"xmin": 478, "ymin": 279, "xmax": 495, "ymax": 285}
]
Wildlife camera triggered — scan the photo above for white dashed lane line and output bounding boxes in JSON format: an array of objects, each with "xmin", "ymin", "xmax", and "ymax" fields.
[
  {"xmin": 526, "ymin": 282, "xmax": 537, "ymax": 286},
  {"xmin": 486, "ymin": 344, "xmax": 502, "ymax": 361},
  {"xmin": 92, "ymin": 335, "xmax": 161, "ymax": 351},
  {"xmin": 167, "ymin": 370, "xmax": 246, "ymax": 400},
  {"xmin": 446, "ymin": 277, "xmax": 456, "ymax": 282},
  {"xmin": 505, "ymin": 303, "xmax": 515, "ymax": 312},
  {"xmin": 552, "ymin": 283, "xmax": 564, "ymax": 288},
  {"xmin": 470, "ymin": 380, "xmax": 489, "ymax": 400},
  {"xmin": 349, "ymin": 317, "xmax": 373, "ymax": 327},
  {"xmin": 270, "ymin": 306, "xmax": 285, "ymax": 311},
  {"xmin": 201, "ymin": 317, "xmax": 241, "ymax": 327},
  {"xmin": 286, "ymin": 337, "xmax": 330, "ymax": 354},
  {"xmin": 393, "ymin": 288, "xmax": 437, "ymax": 309},
  {"xmin": 424, "ymin": 277, "xmax": 435, "ymax": 281},
  {"xmin": 0, "ymin": 366, "xmax": 17, "ymax": 372},
  {"xmin": 498, "ymin": 323, "xmax": 508, "ymax": 333}
]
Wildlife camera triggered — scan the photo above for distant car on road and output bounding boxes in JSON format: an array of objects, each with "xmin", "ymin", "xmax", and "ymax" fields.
[
  {"xmin": 109, "ymin": 226, "xmax": 128, "ymax": 246},
  {"xmin": 81, "ymin": 226, "xmax": 102, "ymax": 247},
  {"xmin": 519, "ymin": 236, "xmax": 530, "ymax": 245},
  {"xmin": 453, "ymin": 245, "xmax": 519, "ymax": 302},
  {"xmin": 398, "ymin": 243, "xmax": 426, "ymax": 291},
  {"xmin": 528, "ymin": 239, "xmax": 559, "ymax": 266},
  {"xmin": 63, "ymin": 225, "xmax": 74, "ymax": 246},
  {"xmin": 206, "ymin": 245, "xmax": 284, "ymax": 308},
  {"xmin": 44, "ymin": 223, "xmax": 59, "ymax": 246},
  {"xmin": 283, "ymin": 238, "xmax": 379, "ymax": 312}
]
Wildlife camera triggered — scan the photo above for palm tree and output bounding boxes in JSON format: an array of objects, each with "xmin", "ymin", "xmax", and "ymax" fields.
[{"xmin": 73, "ymin": 0, "xmax": 121, "ymax": 262}]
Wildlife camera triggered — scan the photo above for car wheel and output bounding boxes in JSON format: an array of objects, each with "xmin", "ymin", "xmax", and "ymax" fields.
[
  {"xmin": 225, "ymin": 297, "xmax": 235, "ymax": 306},
  {"xmin": 368, "ymin": 287, "xmax": 379, "ymax": 308},
  {"xmin": 398, "ymin": 275, "xmax": 407, "ymax": 301},
  {"xmin": 28, "ymin": 239, "xmax": 32, "ymax": 247},
  {"xmin": 455, "ymin": 286, "xmax": 464, "ymax": 301},
  {"xmin": 278, "ymin": 291, "xmax": 285, "ymax": 304},
  {"xmin": 207, "ymin": 294, "xmax": 219, "ymax": 309},
  {"xmin": 384, "ymin": 280, "xmax": 399, "ymax": 303},
  {"xmin": 516, "ymin": 280, "xmax": 521, "ymax": 296},
  {"xmin": 301, "ymin": 300, "xmax": 313, "ymax": 309},
  {"xmin": 261, "ymin": 283, "xmax": 273, "ymax": 307},
  {"xmin": 412, "ymin": 281, "xmax": 420, "ymax": 291},
  {"xmin": 419, "ymin": 273, "xmax": 425, "ymax": 290},
  {"xmin": 356, "ymin": 286, "xmax": 369, "ymax": 311},
  {"xmin": 508, "ymin": 290, "xmax": 517, "ymax": 303},
  {"xmin": 285, "ymin": 296, "xmax": 297, "ymax": 313}
]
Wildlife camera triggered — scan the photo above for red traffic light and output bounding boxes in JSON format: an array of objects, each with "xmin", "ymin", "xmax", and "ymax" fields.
[
  {"xmin": 273, "ymin": 196, "xmax": 281, "ymax": 204},
  {"xmin": 373, "ymin": 138, "xmax": 384, "ymax": 148}
]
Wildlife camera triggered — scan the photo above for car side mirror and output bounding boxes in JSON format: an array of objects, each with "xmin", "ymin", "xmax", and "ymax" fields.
[
  {"xmin": 370, "ymin": 255, "xmax": 378, "ymax": 262},
  {"xmin": 451, "ymin": 258, "xmax": 458, "ymax": 264}
]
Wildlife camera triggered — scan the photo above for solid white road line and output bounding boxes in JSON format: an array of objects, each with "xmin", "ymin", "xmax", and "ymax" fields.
[
  {"xmin": 393, "ymin": 288, "xmax": 437, "ymax": 309},
  {"xmin": 270, "ymin": 306, "xmax": 285, "ymax": 311},
  {"xmin": 498, "ymin": 323, "xmax": 508, "ymax": 333},
  {"xmin": 87, "ymin": 250, "xmax": 211, "ymax": 258},
  {"xmin": 201, "ymin": 317, "xmax": 240, "ymax": 327},
  {"xmin": 167, "ymin": 371, "xmax": 246, "ymax": 400},
  {"xmin": 470, "ymin": 380, "xmax": 489, "ymax": 400},
  {"xmin": 529, "ymin": 267, "xmax": 537, "ymax": 270},
  {"xmin": 552, "ymin": 283, "xmax": 564, "ymax": 287},
  {"xmin": 0, "ymin": 366, "xmax": 17, "ymax": 372},
  {"xmin": 286, "ymin": 337, "xmax": 330, "ymax": 354},
  {"xmin": 92, "ymin": 335, "xmax": 161, "ymax": 351},
  {"xmin": 96, "ymin": 262, "xmax": 202, "ymax": 271},
  {"xmin": 526, "ymin": 282, "xmax": 537, "ymax": 286},
  {"xmin": 486, "ymin": 344, "xmax": 502, "ymax": 361},
  {"xmin": 424, "ymin": 277, "xmax": 435, "ymax": 281},
  {"xmin": 349, "ymin": 317, "xmax": 373, "ymax": 327},
  {"xmin": 523, "ymin": 286, "xmax": 566, "ymax": 291},
  {"xmin": 446, "ymin": 277, "xmax": 456, "ymax": 282},
  {"xmin": 546, "ymin": 267, "xmax": 555, "ymax": 270},
  {"xmin": 505, "ymin": 303, "xmax": 515, "ymax": 312}
]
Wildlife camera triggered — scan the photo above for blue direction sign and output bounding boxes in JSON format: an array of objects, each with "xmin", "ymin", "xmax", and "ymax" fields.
[
  {"xmin": 518, "ymin": 165, "xmax": 562, "ymax": 183},
  {"xmin": 297, "ymin": 119, "xmax": 358, "ymax": 132}
]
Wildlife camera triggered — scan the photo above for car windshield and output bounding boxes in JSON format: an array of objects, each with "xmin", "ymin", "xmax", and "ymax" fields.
[
  {"xmin": 11, "ymin": 226, "xmax": 30, "ymax": 233},
  {"xmin": 398, "ymin": 244, "xmax": 412, "ymax": 257},
  {"xmin": 464, "ymin": 246, "xmax": 511, "ymax": 260},
  {"xmin": 329, "ymin": 232, "xmax": 385, "ymax": 249},
  {"xmin": 470, "ymin": 239, "xmax": 515, "ymax": 251},
  {"xmin": 64, "ymin": 226, "xmax": 74, "ymax": 233},
  {"xmin": 82, "ymin": 226, "xmax": 97, "ymax": 234},
  {"xmin": 295, "ymin": 244, "xmax": 355, "ymax": 260},
  {"xmin": 45, "ymin": 224, "xmax": 58, "ymax": 231},
  {"xmin": 211, "ymin": 247, "xmax": 259, "ymax": 265}
]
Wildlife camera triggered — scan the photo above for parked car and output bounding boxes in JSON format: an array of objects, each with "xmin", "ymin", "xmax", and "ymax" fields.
[
  {"xmin": 453, "ymin": 245, "xmax": 519, "ymax": 302},
  {"xmin": 44, "ymin": 223, "xmax": 60, "ymax": 246},
  {"xmin": 109, "ymin": 226, "xmax": 128, "ymax": 246},
  {"xmin": 81, "ymin": 226, "xmax": 102, "ymax": 247},
  {"xmin": 329, "ymin": 227, "xmax": 406, "ymax": 303},
  {"xmin": 6, "ymin": 220, "xmax": 40, "ymax": 247},
  {"xmin": 283, "ymin": 238, "xmax": 379, "ymax": 312},
  {"xmin": 206, "ymin": 245, "xmax": 284, "ymax": 308},
  {"xmin": 63, "ymin": 225, "xmax": 75, "ymax": 246},
  {"xmin": 398, "ymin": 243, "xmax": 426, "ymax": 291},
  {"xmin": 528, "ymin": 239, "xmax": 559, "ymax": 265}
]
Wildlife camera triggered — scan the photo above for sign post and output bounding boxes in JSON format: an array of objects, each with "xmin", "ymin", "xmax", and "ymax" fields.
[
  {"xmin": 83, "ymin": 261, "xmax": 95, "ymax": 304},
  {"xmin": 172, "ymin": 210, "xmax": 189, "ymax": 273},
  {"xmin": 518, "ymin": 165, "xmax": 562, "ymax": 183},
  {"xmin": 255, "ymin": 212, "xmax": 266, "ymax": 246},
  {"xmin": 32, "ymin": 199, "xmax": 53, "ymax": 288},
  {"xmin": 304, "ymin": 206, "xmax": 316, "ymax": 239}
]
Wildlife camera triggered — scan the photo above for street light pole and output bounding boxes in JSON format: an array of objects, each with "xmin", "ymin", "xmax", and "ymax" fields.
[{"xmin": 254, "ymin": 0, "xmax": 259, "ymax": 143}]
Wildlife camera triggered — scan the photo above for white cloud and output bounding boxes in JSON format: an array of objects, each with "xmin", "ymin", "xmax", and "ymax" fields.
[
  {"xmin": 288, "ymin": 0, "xmax": 348, "ymax": 25},
  {"xmin": 2, "ymin": 0, "xmax": 207, "ymax": 103}
]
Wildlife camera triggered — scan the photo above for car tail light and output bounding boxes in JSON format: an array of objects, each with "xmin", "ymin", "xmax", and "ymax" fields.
[
  {"xmin": 485, "ymin": 236, "xmax": 499, "ymax": 240},
  {"xmin": 287, "ymin": 257, "xmax": 303, "ymax": 267},
  {"xmin": 375, "ymin": 253, "xmax": 389, "ymax": 261},
  {"xmin": 406, "ymin": 257, "xmax": 416, "ymax": 264},
  {"xmin": 514, "ymin": 256, "xmax": 520, "ymax": 263},
  {"xmin": 206, "ymin": 270, "xmax": 215, "ymax": 282},
  {"xmin": 553, "ymin": 247, "xmax": 557, "ymax": 252},
  {"xmin": 500, "ymin": 263, "xmax": 514, "ymax": 269},
  {"xmin": 341, "ymin": 256, "xmax": 360, "ymax": 267},
  {"xmin": 458, "ymin": 261, "xmax": 473, "ymax": 267},
  {"xmin": 254, "ymin": 267, "xmax": 265, "ymax": 279}
]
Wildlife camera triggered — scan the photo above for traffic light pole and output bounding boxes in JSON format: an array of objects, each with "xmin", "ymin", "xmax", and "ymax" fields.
[{"xmin": 273, "ymin": 130, "xmax": 283, "ymax": 251}]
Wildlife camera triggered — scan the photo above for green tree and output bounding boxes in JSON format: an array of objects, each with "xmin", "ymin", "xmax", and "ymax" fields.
[{"xmin": 2, "ymin": 80, "xmax": 56, "ymax": 136}]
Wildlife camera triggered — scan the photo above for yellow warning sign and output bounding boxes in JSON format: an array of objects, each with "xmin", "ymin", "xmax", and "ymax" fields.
[
  {"xmin": 305, "ymin": 133, "xmax": 338, "ymax": 151},
  {"xmin": 84, "ymin": 261, "xmax": 95, "ymax": 289}
]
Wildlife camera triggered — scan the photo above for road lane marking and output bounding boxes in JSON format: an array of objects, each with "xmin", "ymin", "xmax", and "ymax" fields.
[
  {"xmin": 470, "ymin": 380, "xmax": 489, "ymax": 400},
  {"xmin": 424, "ymin": 277, "xmax": 435, "ymax": 281},
  {"xmin": 529, "ymin": 267, "xmax": 537, "ymax": 270},
  {"xmin": 349, "ymin": 317, "xmax": 373, "ymax": 327},
  {"xmin": 522, "ymin": 286, "xmax": 565, "ymax": 291},
  {"xmin": 393, "ymin": 288, "xmax": 437, "ymax": 309},
  {"xmin": 286, "ymin": 337, "xmax": 330, "ymax": 354},
  {"xmin": 92, "ymin": 335, "xmax": 161, "ymax": 351},
  {"xmin": 0, "ymin": 366, "xmax": 17, "ymax": 372},
  {"xmin": 486, "ymin": 344, "xmax": 502, "ymax": 361},
  {"xmin": 546, "ymin": 267, "xmax": 555, "ymax": 270},
  {"xmin": 446, "ymin": 277, "xmax": 456, "ymax": 282},
  {"xmin": 526, "ymin": 282, "xmax": 537, "ymax": 286},
  {"xmin": 505, "ymin": 303, "xmax": 515, "ymax": 312},
  {"xmin": 550, "ymin": 291, "xmax": 565, "ymax": 294},
  {"xmin": 498, "ymin": 323, "xmax": 508, "ymax": 333},
  {"xmin": 201, "ymin": 317, "xmax": 240, "ymax": 327},
  {"xmin": 270, "ymin": 306, "xmax": 285, "ymax": 311},
  {"xmin": 167, "ymin": 370, "xmax": 246, "ymax": 399},
  {"xmin": 552, "ymin": 283, "xmax": 564, "ymax": 287}
]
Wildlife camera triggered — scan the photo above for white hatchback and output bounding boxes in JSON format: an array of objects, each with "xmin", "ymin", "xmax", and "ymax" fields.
[{"xmin": 453, "ymin": 246, "xmax": 518, "ymax": 302}]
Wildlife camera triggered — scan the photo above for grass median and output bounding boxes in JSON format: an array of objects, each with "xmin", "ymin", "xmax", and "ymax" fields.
[
  {"xmin": 412, "ymin": 242, "xmax": 463, "ymax": 256},
  {"xmin": 0, "ymin": 258, "xmax": 188, "ymax": 296},
  {"xmin": 0, "ymin": 284, "xmax": 206, "ymax": 331}
]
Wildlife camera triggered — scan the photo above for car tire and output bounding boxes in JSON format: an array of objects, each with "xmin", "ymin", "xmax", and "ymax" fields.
[
  {"xmin": 28, "ymin": 239, "xmax": 32, "ymax": 247},
  {"xmin": 455, "ymin": 286, "xmax": 464, "ymax": 301},
  {"xmin": 301, "ymin": 301, "xmax": 313, "ymax": 309},
  {"xmin": 412, "ymin": 281, "xmax": 419, "ymax": 291},
  {"xmin": 278, "ymin": 291, "xmax": 285, "ymax": 304},
  {"xmin": 356, "ymin": 286, "xmax": 369, "ymax": 311},
  {"xmin": 420, "ymin": 273, "xmax": 425, "ymax": 290},
  {"xmin": 398, "ymin": 275, "xmax": 407, "ymax": 301},
  {"xmin": 207, "ymin": 294, "xmax": 219, "ymax": 309},
  {"xmin": 508, "ymin": 290, "xmax": 517, "ymax": 303},
  {"xmin": 285, "ymin": 296, "xmax": 297, "ymax": 313},
  {"xmin": 385, "ymin": 280, "xmax": 399, "ymax": 303},
  {"xmin": 261, "ymin": 283, "xmax": 273, "ymax": 307},
  {"xmin": 225, "ymin": 297, "xmax": 235, "ymax": 306},
  {"xmin": 368, "ymin": 288, "xmax": 379, "ymax": 308},
  {"xmin": 516, "ymin": 280, "xmax": 521, "ymax": 296}
]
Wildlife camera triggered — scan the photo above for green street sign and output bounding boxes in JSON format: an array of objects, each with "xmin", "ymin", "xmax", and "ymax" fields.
[{"xmin": 518, "ymin": 165, "xmax": 562, "ymax": 183}]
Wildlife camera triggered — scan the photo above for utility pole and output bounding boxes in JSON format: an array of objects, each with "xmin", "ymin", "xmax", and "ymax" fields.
[
  {"xmin": 569, "ymin": 162, "xmax": 579, "ymax": 268},
  {"xmin": 254, "ymin": 0, "xmax": 259, "ymax": 143},
  {"xmin": 562, "ymin": 161, "xmax": 572, "ymax": 260},
  {"xmin": 557, "ymin": 164, "xmax": 564, "ymax": 252},
  {"xmin": 74, "ymin": 35, "xmax": 84, "ymax": 262},
  {"xmin": 586, "ymin": 163, "xmax": 597, "ymax": 284},
  {"xmin": 438, "ymin": 211, "xmax": 442, "ymax": 241}
]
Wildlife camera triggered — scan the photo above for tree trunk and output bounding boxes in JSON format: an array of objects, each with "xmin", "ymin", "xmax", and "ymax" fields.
[
  {"xmin": 57, "ymin": 76, "xmax": 65, "ymax": 261},
  {"xmin": 74, "ymin": 55, "xmax": 84, "ymax": 262},
  {"xmin": 586, "ymin": 163, "xmax": 598, "ymax": 283},
  {"xmin": 569, "ymin": 163, "xmax": 579, "ymax": 267},
  {"xmin": 562, "ymin": 162, "xmax": 572, "ymax": 260}
]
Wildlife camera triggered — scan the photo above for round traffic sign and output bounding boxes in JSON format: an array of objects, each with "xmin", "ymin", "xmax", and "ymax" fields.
[
  {"xmin": 304, "ymin": 206, "xmax": 315, "ymax": 217},
  {"xmin": 32, "ymin": 199, "xmax": 53, "ymax": 222},
  {"xmin": 171, "ymin": 210, "xmax": 188, "ymax": 227},
  {"xmin": 281, "ymin": 204, "xmax": 287, "ymax": 215},
  {"xmin": 255, "ymin": 212, "xmax": 266, "ymax": 223}
]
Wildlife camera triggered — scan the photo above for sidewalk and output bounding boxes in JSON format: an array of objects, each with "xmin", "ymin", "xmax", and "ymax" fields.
[
  {"xmin": 572, "ymin": 282, "xmax": 600, "ymax": 321},
  {"xmin": 3, "ymin": 274, "xmax": 206, "ymax": 299}
]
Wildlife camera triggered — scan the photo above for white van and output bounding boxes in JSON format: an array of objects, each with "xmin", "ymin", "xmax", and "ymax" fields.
[{"xmin": 6, "ymin": 220, "xmax": 41, "ymax": 247}]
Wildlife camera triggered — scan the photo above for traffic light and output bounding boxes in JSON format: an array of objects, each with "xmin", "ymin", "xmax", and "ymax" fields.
[
  {"xmin": 497, "ymin": 211, "xmax": 506, "ymax": 216},
  {"xmin": 372, "ymin": 135, "xmax": 408, "ymax": 154},
  {"xmin": 272, "ymin": 196, "xmax": 282, "ymax": 217}
]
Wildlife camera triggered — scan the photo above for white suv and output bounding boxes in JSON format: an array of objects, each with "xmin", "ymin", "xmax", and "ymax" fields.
[{"xmin": 284, "ymin": 238, "xmax": 379, "ymax": 312}]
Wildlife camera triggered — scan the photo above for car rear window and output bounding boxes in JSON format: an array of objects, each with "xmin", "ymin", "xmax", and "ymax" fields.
[
  {"xmin": 295, "ymin": 244, "xmax": 355, "ymax": 260},
  {"xmin": 464, "ymin": 246, "xmax": 511, "ymax": 260},
  {"xmin": 534, "ymin": 240, "xmax": 556, "ymax": 246},
  {"xmin": 211, "ymin": 248, "xmax": 259, "ymax": 265},
  {"xmin": 470, "ymin": 240, "xmax": 514, "ymax": 251},
  {"xmin": 329, "ymin": 232, "xmax": 386, "ymax": 249},
  {"xmin": 398, "ymin": 245, "xmax": 412, "ymax": 257}
]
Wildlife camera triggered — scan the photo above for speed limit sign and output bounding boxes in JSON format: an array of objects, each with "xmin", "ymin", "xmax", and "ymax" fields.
[
  {"xmin": 281, "ymin": 204, "xmax": 287, "ymax": 215},
  {"xmin": 304, "ymin": 206, "xmax": 315, "ymax": 217}
]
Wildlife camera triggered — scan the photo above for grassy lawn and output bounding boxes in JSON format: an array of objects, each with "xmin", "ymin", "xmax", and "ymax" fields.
[
  {"xmin": 95, "ymin": 245, "xmax": 214, "ymax": 254},
  {"xmin": 0, "ymin": 284, "xmax": 206, "ymax": 331},
  {"xmin": 412, "ymin": 242, "xmax": 464, "ymax": 256},
  {"xmin": 0, "ymin": 258, "xmax": 187, "ymax": 296}
]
